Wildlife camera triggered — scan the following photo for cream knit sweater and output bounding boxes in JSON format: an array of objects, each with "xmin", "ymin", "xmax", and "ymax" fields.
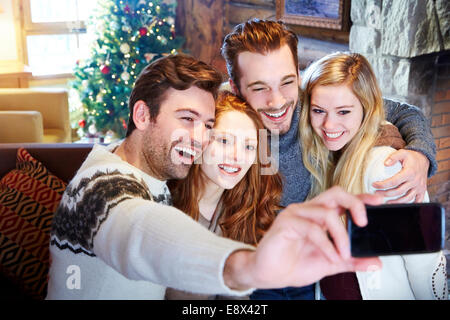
[{"xmin": 46, "ymin": 143, "xmax": 255, "ymax": 299}]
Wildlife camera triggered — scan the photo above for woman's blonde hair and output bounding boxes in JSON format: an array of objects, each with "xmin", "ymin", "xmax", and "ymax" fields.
[{"xmin": 300, "ymin": 52, "xmax": 385, "ymax": 198}]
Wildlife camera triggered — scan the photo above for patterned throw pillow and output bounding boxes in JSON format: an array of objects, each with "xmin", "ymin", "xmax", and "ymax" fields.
[{"xmin": 0, "ymin": 148, "xmax": 67, "ymax": 299}]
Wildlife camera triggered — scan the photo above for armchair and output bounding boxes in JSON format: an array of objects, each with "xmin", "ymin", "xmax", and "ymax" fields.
[{"xmin": 0, "ymin": 88, "xmax": 71, "ymax": 143}]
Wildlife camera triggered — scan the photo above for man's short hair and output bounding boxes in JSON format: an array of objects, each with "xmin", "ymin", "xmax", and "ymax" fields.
[
  {"xmin": 126, "ymin": 54, "xmax": 223, "ymax": 137},
  {"xmin": 221, "ymin": 19, "xmax": 299, "ymax": 93}
]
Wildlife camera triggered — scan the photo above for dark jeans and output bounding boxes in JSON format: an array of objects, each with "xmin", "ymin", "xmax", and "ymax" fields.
[{"xmin": 250, "ymin": 284, "xmax": 315, "ymax": 300}]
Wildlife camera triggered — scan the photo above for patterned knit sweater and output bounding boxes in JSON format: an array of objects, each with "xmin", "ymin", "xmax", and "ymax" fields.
[{"xmin": 46, "ymin": 143, "xmax": 255, "ymax": 299}]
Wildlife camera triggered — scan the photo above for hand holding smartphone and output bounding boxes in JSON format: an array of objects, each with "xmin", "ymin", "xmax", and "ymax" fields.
[{"xmin": 348, "ymin": 203, "xmax": 445, "ymax": 257}]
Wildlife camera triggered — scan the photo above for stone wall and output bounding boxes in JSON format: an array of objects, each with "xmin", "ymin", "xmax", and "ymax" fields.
[{"xmin": 350, "ymin": 0, "xmax": 449, "ymax": 117}]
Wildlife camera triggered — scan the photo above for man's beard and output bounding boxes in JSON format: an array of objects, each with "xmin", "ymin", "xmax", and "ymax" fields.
[{"xmin": 142, "ymin": 137, "xmax": 191, "ymax": 181}]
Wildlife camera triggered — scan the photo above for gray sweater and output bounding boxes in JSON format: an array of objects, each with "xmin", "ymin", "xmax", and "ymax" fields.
[{"xmin": 278, "ymin": 98, "xmax": 437, "ymax": 207}]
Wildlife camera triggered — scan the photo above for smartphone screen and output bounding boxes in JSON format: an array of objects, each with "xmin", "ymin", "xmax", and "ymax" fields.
[{"xmin": 348, "ymin": 203, "xmax": 445, "ymax": 257}]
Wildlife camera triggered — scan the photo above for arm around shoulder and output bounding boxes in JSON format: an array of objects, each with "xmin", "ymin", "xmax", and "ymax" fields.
[{"xmin": 383, "ymin": 98, "xmax": 437, "ymax": 177}]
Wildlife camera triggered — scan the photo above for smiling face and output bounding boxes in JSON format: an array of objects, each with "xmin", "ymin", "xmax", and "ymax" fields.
[
  {"xmin": 236, "ymin": 44, "xmax": 299, "ymax": 135},
  {"xmin": 309, "ymin": 84, "xmax": 364, "ymax": 151},
  {"xmin": 142, "ymin": 86, "xmax": 216, "ymax": 180},
  {"xmin": 200, "ymin": 110, "xmax": 258, "ymax": 190}
]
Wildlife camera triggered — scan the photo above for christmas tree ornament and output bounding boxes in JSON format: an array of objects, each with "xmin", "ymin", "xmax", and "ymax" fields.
[
  {"xmin": 88, "ymin": 124, "xmax": 97, "ymax": 135},
  {"xmin": 121, "ymin": 71, "xmax": 131, "ymax": 81},
  {"xmin": 139, "ymin": 27, "xmax": 148, "ymax": 36},
  {"xmin": 119, "ymin": 43, "xmax": 130, "ymax": 54},
  {"xmin": 100, "ymin": 65, "xmax": 111, "ymax": 74},
  {"xmin": 78, "ymin": 119, "xmax": 86, "ymax": 128}
]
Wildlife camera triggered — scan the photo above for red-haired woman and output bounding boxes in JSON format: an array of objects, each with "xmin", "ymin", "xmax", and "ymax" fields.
[{"xmin": 165, "ymin": 91, "xmax": 283, "ymax": 299}]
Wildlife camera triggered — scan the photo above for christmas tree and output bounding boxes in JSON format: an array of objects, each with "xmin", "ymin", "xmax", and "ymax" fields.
[{"xmin": 72, "ymin": 0, "xmax": 184, "ymax": 139}]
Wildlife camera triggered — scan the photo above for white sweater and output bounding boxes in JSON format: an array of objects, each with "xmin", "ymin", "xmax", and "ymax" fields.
[
  {"xmin": 46, "ymin": 143, "xmax": 255, "ymax": 299},
  {"xmin": 355, "ymin": 146, "xmax": 447, "ymax": 300}
]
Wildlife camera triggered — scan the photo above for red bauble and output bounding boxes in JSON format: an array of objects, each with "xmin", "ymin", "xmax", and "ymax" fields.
[
  {"xmin": 78, "ymin": 119, "xmax": 86, "ymax": 128},
  {"xmin": 100, "ymin": 65, "xmax": 110, "ymax": 75},
  {"xmin": 139, "ymin": 27, "xmax": 148, "ymax": 36},
  {"xmin": 122, "ymin": 119, "xmax": 127, "ymax": 130}
]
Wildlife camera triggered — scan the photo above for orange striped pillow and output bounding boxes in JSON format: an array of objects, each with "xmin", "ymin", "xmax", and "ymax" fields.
[{"xmin": 0, "ymin": 148, "xmax": 66, "ymax": 299}]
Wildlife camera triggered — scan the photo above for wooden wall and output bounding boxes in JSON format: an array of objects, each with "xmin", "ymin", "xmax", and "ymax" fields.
[{"xmin": 176, "ymin": 0, "xmax": 350, "ymax": 73}]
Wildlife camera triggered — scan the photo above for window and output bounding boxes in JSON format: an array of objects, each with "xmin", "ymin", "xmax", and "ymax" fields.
[{"xmin": 19, "ymin": 0, "xmax": 97, "ymax": 77}]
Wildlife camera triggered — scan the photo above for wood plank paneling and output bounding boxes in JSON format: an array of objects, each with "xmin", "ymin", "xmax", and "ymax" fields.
[{"xmin": 176, "ymin": 0, "xmax": 226, "ymax": 72}]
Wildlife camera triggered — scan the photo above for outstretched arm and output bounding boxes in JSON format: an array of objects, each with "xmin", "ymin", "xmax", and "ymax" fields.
[
  {"xmin": 373, "ymin": 99, "xmax": 437, "ymax": 203},
  {"xmin": 223, "ymin": 187, "xmax": 383, "ymax": 290}
]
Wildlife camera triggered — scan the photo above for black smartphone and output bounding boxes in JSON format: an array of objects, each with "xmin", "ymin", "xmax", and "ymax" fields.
[{"xmin": 348, "ymin": 203, "xmax": 445, "ymax": 257}]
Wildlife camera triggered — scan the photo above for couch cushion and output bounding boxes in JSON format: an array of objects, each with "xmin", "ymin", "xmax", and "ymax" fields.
[
  {"xmin": 42, "ymin": 129, "xmax": 66, "ymax": 143},
  {"xmin": 0, "ymin": 147, "xmax": 66, "ymax": 299},
  {"xmin": 0, "ymin": 111, "xmax": 44, "ymax": 143}
]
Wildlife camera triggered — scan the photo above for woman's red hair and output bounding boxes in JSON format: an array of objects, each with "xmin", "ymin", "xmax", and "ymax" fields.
[{"xmin": 168, "ymin": 91, "xmax": 283, "ymax": 245}]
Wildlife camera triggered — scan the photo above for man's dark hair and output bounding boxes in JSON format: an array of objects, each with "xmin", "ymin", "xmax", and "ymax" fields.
[{"xmin": 126, "ymin": 54, "xmax": 223, "ymax": 137}]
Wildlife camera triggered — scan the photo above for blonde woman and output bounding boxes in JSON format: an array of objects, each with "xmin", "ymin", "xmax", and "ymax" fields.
[{"xmin": 300, "ymin": 52, "xmax": 447, "ymax": 300}]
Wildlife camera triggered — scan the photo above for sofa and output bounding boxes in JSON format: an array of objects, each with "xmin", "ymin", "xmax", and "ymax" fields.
[
  {"xmin": 0, "ymin": 143, "xmax": 93, "ymax": 299},
  {"xmin": 0, "ymin": 89, "xmax": 72, "ymax": 143}
]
